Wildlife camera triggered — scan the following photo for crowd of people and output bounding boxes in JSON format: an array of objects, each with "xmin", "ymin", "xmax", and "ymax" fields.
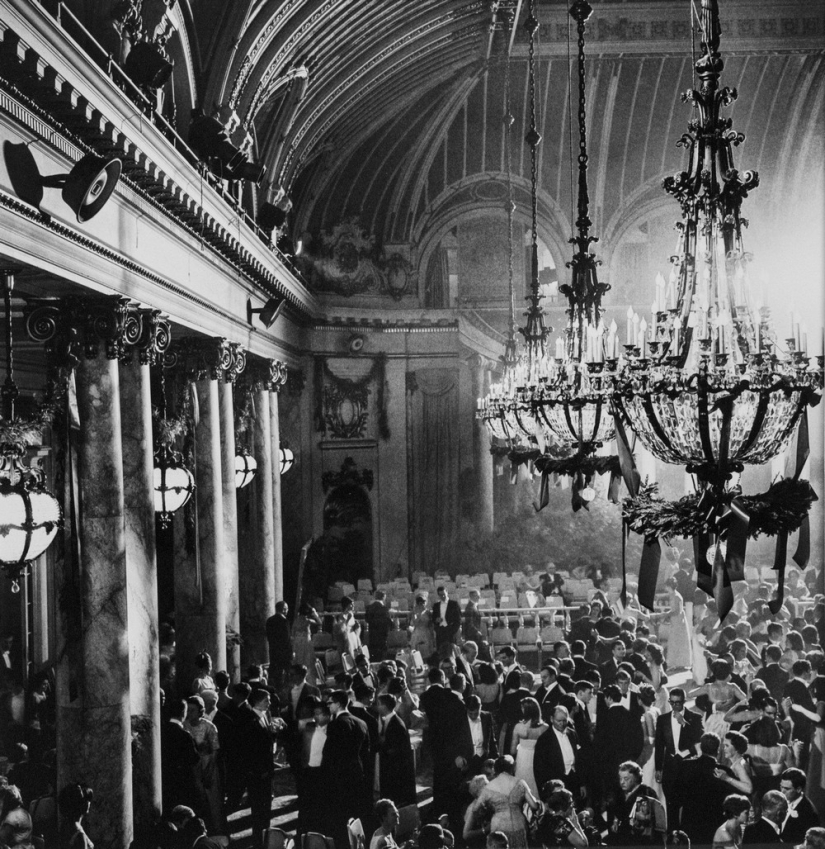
[{"xmin": 0, "ymin": 561, "xmax": 824, "ymax": 849}]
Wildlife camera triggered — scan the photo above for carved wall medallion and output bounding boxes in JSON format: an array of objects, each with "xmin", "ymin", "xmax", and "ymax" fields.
[{"xmin": 322, "ymin": 381, "xmax": 369, "ymax": 439}]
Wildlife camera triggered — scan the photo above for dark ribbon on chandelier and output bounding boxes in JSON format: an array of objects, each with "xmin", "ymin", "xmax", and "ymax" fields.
[{"xmin": 614, "ymin": 412, "xmax": 641, "ymax": 608}]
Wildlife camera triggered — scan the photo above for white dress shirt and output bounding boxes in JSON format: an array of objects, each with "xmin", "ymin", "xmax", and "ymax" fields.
[
  {"xmin": 308, "ymin": 724, "xmax": 327, "ymax": 767},
  {"xmin": 553, "ymin": 727, "xmax": 576, "ymax": 774},
  {"xmin": 469, "ymin": 716, "xmax": 484, "ymax": 756}
]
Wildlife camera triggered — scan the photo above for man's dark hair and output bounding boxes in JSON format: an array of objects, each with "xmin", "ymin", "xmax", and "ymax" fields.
[
  {"xmin": 291, "ymin": 663, "xmax": 308, "ymax": 677},
  {"xmin": 466, "ymin": 694, "xmax": 481, "ymax": 711},
  {"xmin": 571, "ymin": 640, "xmax": 587, "ymax": 655},
  {"xmin": 612, "ymin": 638, "xmax": 625, "ymax": 651},
  {"xmin": 377, "ymin": 693, "xmax": 397, "ymax": 712},
  {"xmin": 275, "ymin": 601, "xmax": 287, "ymax": 613},
  {"xmin": 540, "ymin": 665, "xmax": 557, "ymax": 679},
  {"xmin": 603, "ymin": 684, "xmax": 621, "ymax": 702},
  {"xmin": 699, "ymin": 732, "xmax": 721, "ymax": 757},
  {"xmin": 765, "ymin": 644, "xmax": 783, "ymax": 662},
  {"xmin": 249, "ymin": 688, "xmax": 270, "ymax": 708},
  {"xmin": 311, "ymin": 698, "xmax": 330, "ymax": 716},
  {"xmin": 328, "ymin": 689, "xmax": 349, "ymax": 709},
  {"xmin": 449, "ymin": 673, "xmax": 466, "ymax": 692},
  {"xmin": 573, "ymin": 680, "xmax": 593, "ymax": 695},
  {"xmin": 214, "ymin": 670, "xmax": 230, "ymax": 690},
  {"xmin": 232, "ymin": 682, "xmax": 251, "ymax": 699},
  {"xmin": 428, "ymin": 667, "xmax": 445, "ymax": 684},
  {"xmin": 792, "ymin": 659, "xmax": 812, "ymax": 677},
  {"xmin": 169, "ymin": 698, "xmax": 187, "ymax": 721},
  {"xmin": 334, "ymin": 672, "xmax": 353, "ymax": 689},
  {"xmin": 584, "ymin": 669, "xmax": 601, "ymax": 686},
  {"xmin": 781, "ymin": 767, "xmax": 806, "ymax": 790}
]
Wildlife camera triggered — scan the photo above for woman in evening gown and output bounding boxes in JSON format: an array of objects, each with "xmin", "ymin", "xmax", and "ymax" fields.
[
  {"xmin": 293, "ymin": 602, "xmax": 322, "ymax": 682},
  {"xmin": 475, "ymin": 756, "xmax": 541, "ymax": 849},
  {"xmin": 664, "ymin": 578, "xmax": 692, "ymax": 670},
  {"xmin": 409, "ymin": 595, "xmax": 435, "ymax": 659},
  {"xmin": 510, "ymin": 697, "xmax": 548, "ymax": 799}
]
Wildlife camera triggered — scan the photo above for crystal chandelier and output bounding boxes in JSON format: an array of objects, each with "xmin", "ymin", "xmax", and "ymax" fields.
[
  {"xmin": 613, "ymin": 0, "xmax": 823, "ymax": 614},
  {"xmin": 531, "ymin": 0, "xmax": 616, "ymax": 455},
  {"xmin": 0, "ymin": 270, "xmax": 62, "ymax": 590},
  {"xmin": 478, "ymin": 1, "xmax": 558, "ymax": 454}
]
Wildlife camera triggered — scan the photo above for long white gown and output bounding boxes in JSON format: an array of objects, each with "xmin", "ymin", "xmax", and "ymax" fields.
[{"xmin": 514, "ymin": 738, "xmax": 539, "ymax": 799}]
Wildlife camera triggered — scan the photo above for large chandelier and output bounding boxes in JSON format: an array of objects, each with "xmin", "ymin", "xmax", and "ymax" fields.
[
  {"xmin": 531, "ymin": 0, "xmax": 615, "ymax": 455},
  {"xmin": 0, "ymin": 270, "xmax": 62, "ymax": 590},
  {"xmin": 478, "ymin": 2, "xmax": 558, "ymax": 454},
  {"xmin": 614, "ymin": 0, "xmax": 822, "ymax": 615}
]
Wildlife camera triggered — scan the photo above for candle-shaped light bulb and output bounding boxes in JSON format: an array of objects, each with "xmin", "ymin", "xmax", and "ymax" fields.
[
  {"xmin": 626, "ymin": 306, "xmax": 634, "ymax": 343},
  {"xmin": 651, "ymin": 301, "xmax": 658, "ymax": 336},
  {"xmin": 556, "ymin": 336, "xmax": 564, "ymax": 359},
  {"xmin": 655, "ymin": 272, "xmax": 666, "ymax": 310},
  {"xmin": 640, "ymin": 318, "xmax": 648, "ymax": 357},
  {"xmin": 632, "ymin": 313, "xmax": 640, "ymax": 347}
]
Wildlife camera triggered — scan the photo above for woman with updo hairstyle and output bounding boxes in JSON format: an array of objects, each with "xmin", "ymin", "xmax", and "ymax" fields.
[
  {"xmin": 475, "ymin": 663, "xmax": 501, "ymax": 713},
  {"xmin": 690, "ymin": 657, "xmax": 748, "ymax": 739},
  {"xmin": 409, "ymin": 595, "xmax": 434, "ymax": 659},
  {"xmin": 463, "ymin": 775, "xmax": 491, "ymax": 847},
  {"xmin": 192, "ymin": 650, "xmax": 214, "ymax": 694},
  {"xmin": 715, "ymin": 730, "xmax": 754, "ymax": 796},
  {"xmin": 638, "ymin": 683, "xmax": 661, "ymax": 791},
  {"xmin": 497, "ymin": 671, "xmax": 531, "ymax": 756},
  {"xmin": 57, "ymin": 783, "xmax": 94, "ymax": 849},
  {"xmin": 475, "ymin": 756, "xmax": 540, "ymax": 849},
  {"xmin": 510, "ymin": 697, "xmax": 548, "ymax": 798},
  {"xmin": 781, "ymin": 630, "xmax": 806, "ymax": 672},
  {"xmin": 664, "ymin": 576, "xmax": 693, "ymax": 670},
  {"xmin": 711, "ymin": 793, "xmax": 751, "ymax": 848}
]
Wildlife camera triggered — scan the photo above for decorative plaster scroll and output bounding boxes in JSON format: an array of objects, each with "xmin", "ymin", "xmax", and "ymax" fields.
[
  {"xmin": 172, "ymin": 336, "xmax": 234, "ymax": 381},
  {"xmin": 24, "ymin": 296, "xmax": 170, "ymax": 363},
  {"xmin": 246, "ymin": 357, "xmax": 288, "ymax": 393}
]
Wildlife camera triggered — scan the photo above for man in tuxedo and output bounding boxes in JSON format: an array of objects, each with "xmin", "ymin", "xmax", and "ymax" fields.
[
  {"xmin": 653, "ymin": 686, "xmax": 703, "ymax": 827},
  {"xmin": 433, "ymin": 676, "xmax": 473, "ymax": 830},
  {"xmin": 571, "ymin": 641, "xmax": 597, "ymax": 680},
  {"xmin": 784, "ymin": 660, "xmax": 815, "ymax": 767},
  {"xmin": 459, "ymin": 641, "xmax": 481, "ymax": 685},
  {"xmin": 282, "ymin": 663, "xmax": 321, "ymax": 727},
  {"xmin": 594, "ymin": 685, "xmax": 642, "ymax": 800},
  {"xmin": 265, "ymin": 601, "xmax": 293, "ymax": 690},
  {"xmin": 375, "ymin": 693, "xmax": 417, "ymax": 807},
  {"xmin": 160, "ymin": 698, "xmax": 199, "ymax": 814},
  {"xmin": 534, "ymin": 705, "xmax": 582, "ymax": 799},
  {"xmin": 496, "ymin": 645, "xmax": 521, "ymax": 679},
  {"xmin": 296, "ymin": 699, "xmax": 330, "ymax": 836},
  {"xmin": 606, "ymin": 761, "xmax": 665, "ymax": 846},
  {"xmin": 433, "ymin": 586, "xmax": 462, "ymax": 648},
  {"xmin": 456, "ymin": 694, "xmax": 498, "ymax": 774},
  {"xmin": 779, "ymin": 768, "xmax": 821, "ymax": 844},
  {"xmin": 354, "ymin": 653, "xmax": 378, "ymax": 691},
  {"xmin": 535, "ymin": 665, "xmax": 565, "ymax": 722},
  {"xmin": 322, "ymin": 690, "xmax": 370, "ymax": 849},
  {"xmin": 237, "ymin": 688, "xmax": 280, "ymax": 848},
  {"xmin": 756, "ymin": 644, "xmax": 790, "ymax": 702},
  {"xmin": 599, "ymin": 639, "xmax": 627, "ymax": 687},
  {"xmin": 569, "ymin": 681, "xmax": 595, "ymax": 791},
  {"xmin": 365, "ymin": 591, "xmax": 392, "ymax": 660},
  {"xmin": 463, "ymin": 591, "xmax": 485, "ymax": 647},
  {"xmin": 678, "ymin": 732, "xmax": 731, "ymax": 844},
  {"xmin": 743, "ymin": 790, "xmax": 788, "ymax": 845},
  {"xmin": 350, "ymin": 682, "xmax": 380, "ymax": 796}
]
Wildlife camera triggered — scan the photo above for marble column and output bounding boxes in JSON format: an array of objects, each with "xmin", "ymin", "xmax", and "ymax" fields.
[
  {"xmin": 270, "ymin": 386, "xmax": 285, "ymax": 604},
  {"xmin": 471, "ymin": 356, "xmax": 495, "ymax": 534},
  {"xmin": 240, "ymin": 382, "xmax": 275, "ymax": 666},
  {"xmin": 174, "ymin": 374, "xmax": 228, "ymax": 691},
  {"xmin": 70, "ymin": 351, "xmax": 133, "ymax": 848},
  {"xmin": 120, "ymin": 353, "xmax": 162, "ymax": 826},
  {"xmin": 218, "ymin": 357, "xmax": 242, "ymax": 682}
]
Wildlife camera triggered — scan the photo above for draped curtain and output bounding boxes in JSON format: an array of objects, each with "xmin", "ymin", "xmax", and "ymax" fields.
[
  {"xmin": 408, "ymin": 368, "xmax": 460, "ymax": 575},
  {"xmin": 424, "ymin": 246, "xmax": 449, "ymax": 308}
]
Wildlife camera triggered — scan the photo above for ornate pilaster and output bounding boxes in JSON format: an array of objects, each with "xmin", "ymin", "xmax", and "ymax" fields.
[
  {"xmin": 170, "ymin": 337, "xmax": 229, "ymax": 693},
  {"xmin": 268, "ymin": 362, "xmax": 287, "ymax": 607},
  {"xmin": 25, "ymin": 297, "xmax": 136, "ymax": 849},
  {"xmin": 238, "ymin": 359, "xmax": 286, "ymax": 666},
  {"xmin": 219, "ymin": 343, "xmax": 246, "ymax": 682},
  {"xmin": 120, "ymin": 309, "xmax": 170, "ymax": 827}
]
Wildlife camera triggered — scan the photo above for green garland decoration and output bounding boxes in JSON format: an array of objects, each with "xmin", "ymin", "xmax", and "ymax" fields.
[
  {"xmin": 0, "ymin": 366, "xmax": 71, "ymax": 450},
  {"xmin": 623, "ymin": 479, "xmax": 817, "ymax": 544},
  {"xmin": 535, "ymin": 453, "xmax": 620, "ymax": 478}
]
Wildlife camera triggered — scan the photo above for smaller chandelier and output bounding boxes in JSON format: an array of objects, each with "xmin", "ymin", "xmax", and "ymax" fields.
[
  {"xmin": 0, "ymin": 270, "xmax": 62, "ymax": 590},
  {"xmin": 279, "ymin": 444, "xmax": 294, "ymax": 476},
  {"xmin": 235, "ymin": 447, "xmax": 257, "ymax": 489},
  {"xmin": 153, "ymin": 443, "xmax": 195, "ymax": 528},
  {"xmin": 153, "ymin": 356, "xmax": 195, "ymax": 528},
  {"xmin": 477, "ymin": 2, "xmax": 559, "ymax": 455}
]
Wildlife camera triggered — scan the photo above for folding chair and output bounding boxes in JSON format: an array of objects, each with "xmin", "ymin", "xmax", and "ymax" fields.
[
  {"xmin": 397, "ymin": 804, "xmax": 421, "ymax": 840},
  {"xmin": 302, "ymin": 834, "xmax": 334, "ymax": 849},
  {"xmin": 347, "ymin": 818, "xmax": 366, "ymax": 849},
  {"xmin": 265, "ymin": 828, "xmax": 293, "ymax": 849}
]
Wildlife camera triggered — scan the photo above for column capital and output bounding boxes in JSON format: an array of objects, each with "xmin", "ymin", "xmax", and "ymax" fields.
[
  {"xmin": 171, "ymin": 337, "xmax": 247, "ymax": 382},
  {"xmin": 246, "ymin": 358, "xmax": 288, "ymax": 392},
  {"xmin": 24, "ymin": 296, "xmax": 172, "ymax": 364},
  {"xmin": 466, "ymin": 352, "xmax": 496, "ymax": 372}
]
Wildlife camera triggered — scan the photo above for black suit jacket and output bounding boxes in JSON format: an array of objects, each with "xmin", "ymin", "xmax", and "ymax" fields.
[
  {"xmin": 755, "ymin": 662, "xmax": 790, "ymax": 702},
  {"xmin": 456, "ymin": 710, "xmax": 498, "ymax": 770},
  {"xmin": 534, "ymin": 726, "xmax": 579, "ymax": 794},
  {"xmin": 432, "ymin": 599, "xmax": 462, "ymax": 644},
  {"xmin": 571, "ymin": 656, "xmax": 598, "ymax": 680},
  {"xmin": 653, "ymin": 709, "xmax": 703, "ymax": 778},
  {"xmin": 377, "ymin": 713, "xmax": 417, "ymax": 806},
  {"xmin": 235, "ymin": 703, "xmax": 277, "ymax": 779},
  {"xmin": 594, "ymin": 704, "xmax": 641, "ymax": 777},
  {"xmin": 678, "ymin": 755, "xmax": 730, "ymax": 843},
  {"xmin": 599, "ymin": 658, "xmax": 621, "ymax": 687},
  {"xmin": 781, "ymin": 796, "xmax": 820, "ymax": 844},
  {"xmin": 438, "ymin": 690, "xmax": 472, "ymax": 765},
  {"xmin": 160, "ymin": 719, "xmax": 199, "ymax": 807},
  {"xmin": 743, "ymin": 818, "xmax": 784, "ymax": 845},
  {"xmin": 322, "ymin": 710, "xmax": 369, "ymax": 781},
  {"xmin": 282, "ymin": 682, "xmax": 321, "ymax": 725},
  {"xmin": 535, "ymin": 683, "xmax": 565, "ymax": 722},
  {"xmin": 266, "ymin": 613, "xmax": 293, "ymax": 667}
]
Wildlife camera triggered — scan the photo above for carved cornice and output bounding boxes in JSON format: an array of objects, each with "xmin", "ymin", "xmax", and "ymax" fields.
[
  {"xmin": 24, "ymin": 296, "xmax": 171, "ymax": 363},
  {"xmin": 246, "ymin": 358, "xmax": 288, "ymax": 393}
]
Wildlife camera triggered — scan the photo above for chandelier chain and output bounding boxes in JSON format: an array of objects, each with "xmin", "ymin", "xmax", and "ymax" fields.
[
  {"xmin": 574, "ymin": 5, "xmax": 590, "ymax": 235},
  {"xmin": 527, "ymin": 0, "xmax": 538, "ymax": 256},
  {"xmin": 503, "ymin": 10, "xmax": 516, "ymax": 339}
]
